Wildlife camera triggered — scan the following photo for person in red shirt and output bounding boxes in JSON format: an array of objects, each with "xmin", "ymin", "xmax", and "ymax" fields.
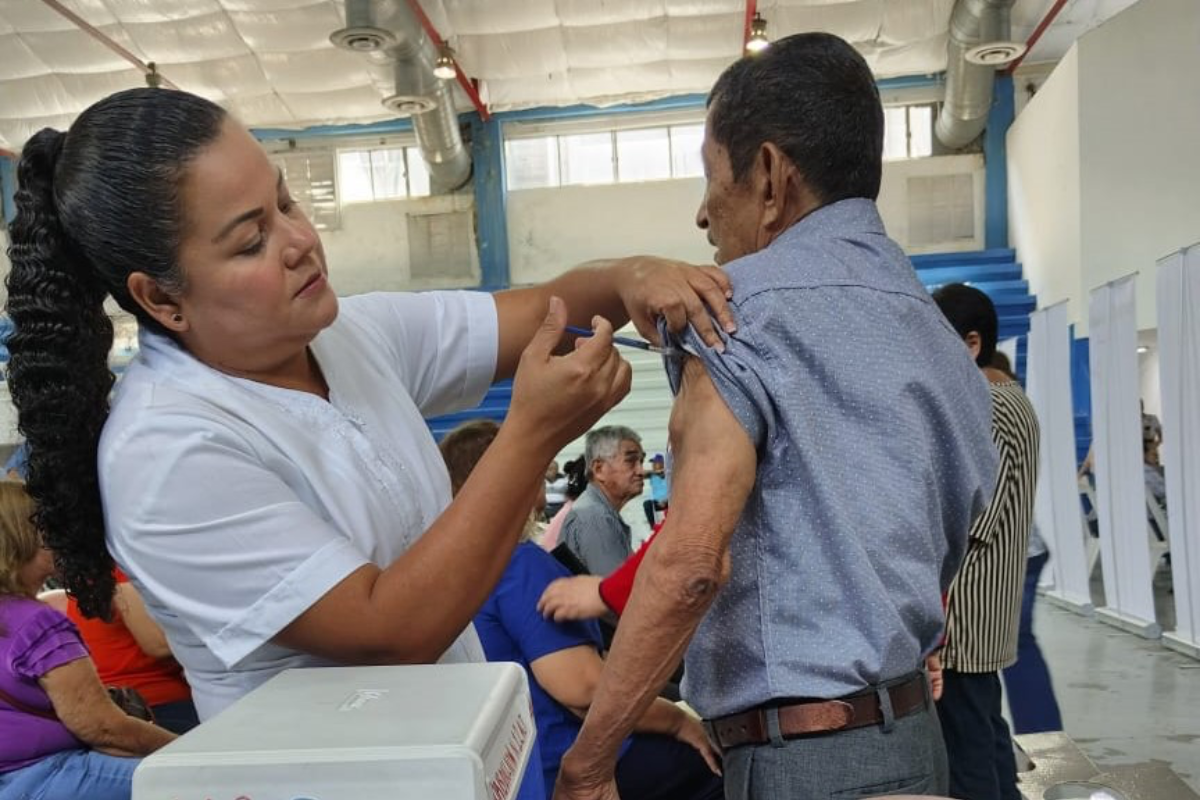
[
  {"xmin": 42, "ymin": 570, "xmax": 198, "ymax": 733},
  {"xmin": 539, "ymin": 518, "xmax": 662, "ymax": 621}
]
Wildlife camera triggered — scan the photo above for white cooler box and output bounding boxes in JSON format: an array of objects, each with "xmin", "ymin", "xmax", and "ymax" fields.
[{"xmin": 133, "ymin": 662, "xmax": 536, "ymax": 800}]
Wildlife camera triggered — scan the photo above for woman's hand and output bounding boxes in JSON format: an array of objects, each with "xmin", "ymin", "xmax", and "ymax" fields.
[
  {"xmin": 507, "ymin": 297, "xmax": 632, "ymax": 458},
  {"xmin": 925, "ymin": 652, "xmax": 944, "ymax": 701},
  {"xmin": 614, "ymin": 258, "xmax": 735, "ymax": 349},
  {"xmin": 538, "ymin": 575, "xmax": 606, "ymax": 621},
  {"xmin": 671, "ymin": 712, "xmax": 723, "ymax": 776}
]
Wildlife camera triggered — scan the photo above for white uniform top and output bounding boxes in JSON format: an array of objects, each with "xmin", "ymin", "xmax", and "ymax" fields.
[{"xmin": 100, "ymin": 291, "xmax": 498, "ymax": 720}]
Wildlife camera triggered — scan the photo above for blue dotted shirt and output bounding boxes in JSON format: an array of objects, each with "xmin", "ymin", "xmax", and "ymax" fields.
[{"xmin": 663, "ymin": 198, "xmax": 998, "ymax": 718}]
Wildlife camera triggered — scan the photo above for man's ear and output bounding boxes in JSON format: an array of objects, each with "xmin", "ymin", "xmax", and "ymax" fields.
[
  {"xmin": 126, "ymin": 272, "xmax": 187, "ymax": 333},
  {"xmin": 757, "ymin": 142, "xmax": 811, "ymax": 238},
  {"xmin": 964, "ymin": 331, "xmax": 983, "ymax": 362}
]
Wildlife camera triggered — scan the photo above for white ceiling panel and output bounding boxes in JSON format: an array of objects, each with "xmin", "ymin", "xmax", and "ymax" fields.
[
  {"xmin": 0, "ymin": 109, "xmax": 88, "ymax": 149},
  {"xmin": 773, "ymin": 1, "xmax": 885, "ymax": 46},
  {"xmin": 664, "ymin": 0, "xmax": 741, "ymax": 15},
  {"xmin": 156, "ymin": 54, "xmax": 271, "ymax": 99},
  {"xmin": 122, "ymin": 13, "xmax": 247, "ymax": 62},
  {"xmin": 439, "ymin": 0, "xmax": 560, "ymax": 36},
  {"xmin": 279, "ymin": 84, "xmax": 398, "ymax": 123},
  {"xmin": 15, "ymin": 27, "xmax": 135, "ymax": 71},
  {"xmin": 554, "ymin": 0, "xmax": 667, "ymax": 27},
  {"xmin": 665, "ymin": 13, "xmax": 743, "ymax": 58},
  {"xmin": 0, "ymin": 0, "xmax": 1137, "ymax": 150},
  {"xmin": 228, "ymin": 4, "xmax": 344, "ymax": 53},
  {"xmin": 0, "ymin": 32, "xmax": 51, "ymax": 79},
  {"xmin": 879, "ymin": 0, "xmax": 957, "ymax": 46},
  {"xmin": 89, "ymin": 0, "xmax": 225, "ymax": 24},
  {"xmin": 458, "ymin": 27, "xmax": 568, "ymax": 79},
  {"xmin": 256, "ymin": 49, "xmax": 373, "ymax": 93},
  {"xmin": 561, "ymin": 19, "xmax": 670, "ymax": 69},
  {"xmin": 0, "ymin": 0, "xmax": 75, "ymax": 32}
]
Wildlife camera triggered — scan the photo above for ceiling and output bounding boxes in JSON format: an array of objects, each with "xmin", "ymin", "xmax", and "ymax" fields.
[{"xmin": 0, "ymin": 0, "xmax": 1141, "ymax": 151}]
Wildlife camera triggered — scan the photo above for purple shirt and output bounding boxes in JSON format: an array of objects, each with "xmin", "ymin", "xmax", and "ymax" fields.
[{"xmin": 0, "ymin": 596, "xmax": 89, "ymax": 772}]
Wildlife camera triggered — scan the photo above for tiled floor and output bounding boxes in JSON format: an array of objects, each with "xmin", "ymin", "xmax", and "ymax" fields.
[{"xmin": 1030, "ymin": 593, "xmax": 1200, "ymax": 793}]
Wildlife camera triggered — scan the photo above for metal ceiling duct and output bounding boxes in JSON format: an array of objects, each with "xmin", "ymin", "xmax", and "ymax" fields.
[
  {"xmin": 935, "ymin": 0, "xmax": 1019, "ymax": 150},
  {"xmin": 331, "ymin": 0, "xmax": 471, "ymax": 193}
]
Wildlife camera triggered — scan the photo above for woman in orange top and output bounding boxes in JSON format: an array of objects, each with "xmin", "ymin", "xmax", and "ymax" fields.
[{"xmin": 43, "ymin": 570, "xmax": 198, "ymax": 733}]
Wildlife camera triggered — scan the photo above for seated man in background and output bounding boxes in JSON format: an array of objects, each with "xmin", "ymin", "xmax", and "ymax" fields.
[
  {"xmin": 554, "ymin": 33, "xmax": 997, "ymax": 800},
  {"xmin": 439, "ymin": 421, "xmax": 723, "ymax": 800},
  {"xmin": 561, "ymin": 427, "xmax": 645, "ymax": 576}
]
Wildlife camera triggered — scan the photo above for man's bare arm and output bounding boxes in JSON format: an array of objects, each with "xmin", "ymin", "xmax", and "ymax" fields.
[{"xmin": 553, "ymin": 357, "xmax": 757, "ymax": 799}]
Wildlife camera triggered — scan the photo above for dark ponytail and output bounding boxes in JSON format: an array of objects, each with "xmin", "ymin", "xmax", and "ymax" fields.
[{"xmin": 4, "ymin": 88, "xmax": 227, "ymax": 618}]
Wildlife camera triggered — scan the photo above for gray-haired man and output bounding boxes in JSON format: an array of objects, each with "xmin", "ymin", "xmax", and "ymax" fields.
[{"xmin": 561, "ymin": 426, "xmax": 645, "ymax": 576}]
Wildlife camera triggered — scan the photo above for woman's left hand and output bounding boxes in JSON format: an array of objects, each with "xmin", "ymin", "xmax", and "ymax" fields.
[{"xmin": 614, "ymin": 258, "xmax": 735, "ymax": 350}]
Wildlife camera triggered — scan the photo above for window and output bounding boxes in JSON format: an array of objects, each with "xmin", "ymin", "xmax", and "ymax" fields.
[
  {"xmin": 883, "ymin": 103, "xmax": 936, "ymax": 161},
  {"xmin": 560, "ymin": 133, "xmax": 615, "ymax": 186},
  {"xmin": 336, "ymin": 146, "xmax": 432, "ymax": 203},
  {"xmin": 504, "ymin": 115, "xmax": 708, "ymax": 190},
  {"xmin": 270, "ymin": 151, "xmax": 339, "ymax": 231},
  {"xmin": 617, "ymin": 128, "xmax": 671, "ymax": 183},
  {"xmin": 669, "ymin": 124, "xmax": 705, "ymax": 178},
  {"xmin": 505, "ymin": 137, "xmax": 559, "ymax": 190}
]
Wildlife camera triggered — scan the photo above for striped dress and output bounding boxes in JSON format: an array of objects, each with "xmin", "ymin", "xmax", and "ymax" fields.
[{"xmin": 942, "ymin": 379, "xmax": 1040, "ymax": 673}]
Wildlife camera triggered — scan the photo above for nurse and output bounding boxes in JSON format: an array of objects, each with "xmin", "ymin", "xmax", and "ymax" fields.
[{"xmin": 4, "ymin": 87, "xmax": 733, "ymax": 720}]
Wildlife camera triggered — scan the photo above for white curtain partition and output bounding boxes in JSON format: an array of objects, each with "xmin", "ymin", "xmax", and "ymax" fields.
[
  {"xmin": 1089, "ymin": 276, "xmax": 1161, "ymax": 637},
  {"xmin": 1158, "ymin": 244, "xmax": 1200, "ymax": 659},
  {"xmin": 1027, "ymin": 303, "xmax": 1093, "ymax": 611}
]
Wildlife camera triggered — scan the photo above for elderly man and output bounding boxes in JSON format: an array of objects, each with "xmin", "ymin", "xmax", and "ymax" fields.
[
  {"xmin": 561, "ymin": 426, "xmax": 645, "ymax": 576},
  {"xmin": 553, "ymin": 33, "xmax": 998, "ymax": 800}
]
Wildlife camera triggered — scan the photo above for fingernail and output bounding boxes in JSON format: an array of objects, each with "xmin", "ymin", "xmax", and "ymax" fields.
[
  {"xmin": 724, "ymin": 321, "xmax": 737, "ymax": 333},
  {"xmin": 549, "ymin": 295, "xmax": 563, "ymax": 314}
]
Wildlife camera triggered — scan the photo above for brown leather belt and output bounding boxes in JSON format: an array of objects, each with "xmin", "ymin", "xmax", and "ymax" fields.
[{"xmin": 705, "ymin": 673, "xmax": 929, "ymax": 751}]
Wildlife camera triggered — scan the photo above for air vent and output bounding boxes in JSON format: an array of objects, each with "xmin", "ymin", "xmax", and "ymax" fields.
[
  {"xmin": 382, "ymin": 94, "xmax": 438, "ymax": 116},
  {"xmin": 408, "ymin": 211, "xmax": 474, "ymax": 281},
  {"xmin": 907, "ymin": 173, "xmax": 975, "ymax": 248},
  {"xmin": 964, "ymin": 41, "xmax": 1027, "ymax": 67},
  {"xmin": 331, "ymin": 26, "xmax": 396, "ymax": 52},
  {"xmin": 330, "ymin": 0, "xmax": 397, "ymax": 53}
]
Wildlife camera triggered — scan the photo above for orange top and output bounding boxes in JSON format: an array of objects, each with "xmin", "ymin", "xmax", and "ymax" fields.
[{"xmin": 65, "ymin": 570, "xmax": 192, "ymax": 707}]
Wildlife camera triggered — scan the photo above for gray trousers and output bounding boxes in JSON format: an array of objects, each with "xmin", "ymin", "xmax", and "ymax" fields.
[{"xmin": 722, "ymin": 695, "xmax": 948, "ymax": 800}]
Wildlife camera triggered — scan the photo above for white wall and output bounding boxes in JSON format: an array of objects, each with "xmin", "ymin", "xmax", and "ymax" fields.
[
  {"xmin": 322, "ymin": 192, "xmax": 480, "ymax": 296},
  {"xmin": 1008, "ymin": 48, "xmax": 1083, "ymax": 326},
  {"xmin": 507, "ymin": 179, "xmax": 713, "ymax": 285},
  {"xmin": 1009, "ymin": 0, "xmax": 1200, "ymax": 335},
  {"xmin": 1076, "ymin": 0, "xmax": 1200, "ymax": 333},
  {"xmin": 507, "ymin": 155, "xmax": 986, "ymax": 284},
  {"xmin": 877, "ymin": 153, "xmax": 985, "ymax": 255}
]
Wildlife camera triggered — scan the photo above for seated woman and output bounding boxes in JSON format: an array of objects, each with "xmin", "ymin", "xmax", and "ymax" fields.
[
  {"xmin": 0, "ymin": 481, "xmax": 176, "ymax": 800},
  {"xmin": 41, "ymin": 570, "xmax": 199, "ymax": 734},
  {"xmin": 440, "ymin": 422, "xmax": 723, "ymax": 800}
]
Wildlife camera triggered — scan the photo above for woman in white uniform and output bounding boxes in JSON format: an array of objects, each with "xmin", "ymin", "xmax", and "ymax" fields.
[{"xmin": 4, "ymin": 88, "xmax": 733, "ymax": 720}]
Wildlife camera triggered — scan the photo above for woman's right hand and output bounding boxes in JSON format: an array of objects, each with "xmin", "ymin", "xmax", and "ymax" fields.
[
  {"xmin": 508, "ymin": 297, "xmax": 632, "ymax": 456},
  {"xmin": 672, "ymin": 712, "xmax": 723, "ymax": 776}
]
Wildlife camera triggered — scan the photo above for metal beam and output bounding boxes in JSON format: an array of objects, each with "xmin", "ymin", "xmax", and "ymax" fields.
[
  {"xmin": 470, "ymin": 115, "xmax": 510, "ymax": 291},
  {"xmin": 403, "ymin": 0, "xmax": 490, "ymax": 121},
  {"xmin": 1007, "ymin": 0, "xmax": 1071, "ymax": 74},
  {"xmin": 984, "ymin": 73, "xmax": 1014, "ymax": 249},
  {"xmin": 40, "ymin": 0, "xmax": 178, "ymax": 90}
]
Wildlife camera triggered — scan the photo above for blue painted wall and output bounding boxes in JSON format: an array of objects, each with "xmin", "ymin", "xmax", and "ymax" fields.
[{"xmin": 1, "ymin": 156, "xmax": 16, "ymax": 226}]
